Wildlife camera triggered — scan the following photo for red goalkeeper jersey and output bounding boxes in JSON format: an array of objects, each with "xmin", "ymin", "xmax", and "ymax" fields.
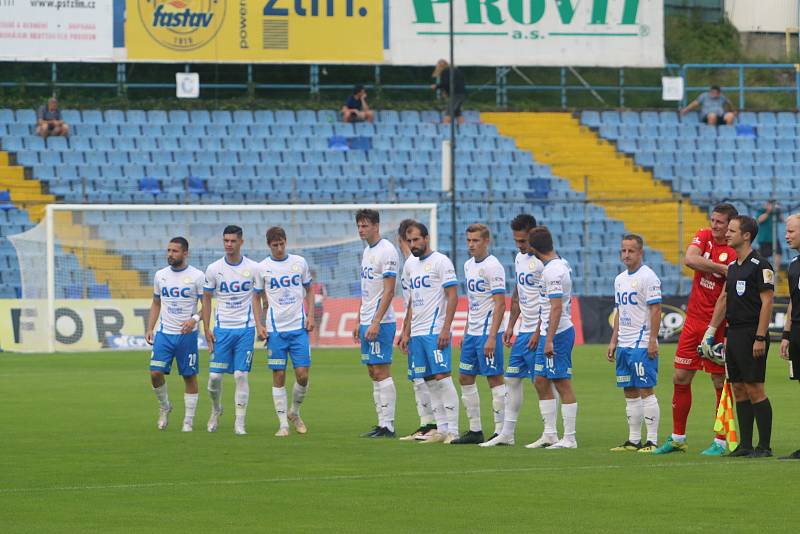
[{"xmin": 685, "ymin": 227, "xmax": 736, "ymax": 322}]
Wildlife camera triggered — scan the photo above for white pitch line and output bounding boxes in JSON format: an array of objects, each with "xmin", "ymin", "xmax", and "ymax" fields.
[{"xmin": 0, "ymin": 460, "xmax": 761, "ymax": 495}]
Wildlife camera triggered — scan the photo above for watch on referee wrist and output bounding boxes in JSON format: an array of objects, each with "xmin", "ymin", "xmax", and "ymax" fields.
[
  {"xmin": 782, "ymin": 331, "xmax": 791, "ymax": 341},
  {"xmin": 754, "ymin": 335, "xmax": 767, "ymax": 342}
]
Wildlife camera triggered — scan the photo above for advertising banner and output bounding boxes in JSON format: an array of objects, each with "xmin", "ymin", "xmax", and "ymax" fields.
[
  {"xmin": 0, "ymin": 0, "xmax": 114, "ymax": 61},
  {"xmin": 389, "ymin": 0, "xmax": 664, "ymax": 67},
  {"xmin": 124, "ymin": 0, "xmax": 385, "ymax": 63}
]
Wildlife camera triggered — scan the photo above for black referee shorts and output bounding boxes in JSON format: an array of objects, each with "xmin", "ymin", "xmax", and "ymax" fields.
[
  {"xmin": 726, "ymin": 326, "xmax": 768, "ymax": 383},
  {"xmin": 788, "ymin": 326, "xmax": 800, "ymax": 381}
]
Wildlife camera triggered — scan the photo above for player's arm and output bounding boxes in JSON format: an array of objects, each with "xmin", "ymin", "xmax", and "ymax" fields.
[
  {"xmin": 484, "ymin": 293, "xmax": 506, "ymax": 358},
  {"xmin": 252, "ymin": 290, "xmax": 267, "ymax": 341},
  {"xmin": 754, "ymin": 289, "xmax": 774, "ymax": 359},
  {"xmin": 684, "ymin": 244, "xmax": 727, "ymax": 276},
  {"xmin": 399, "ymin": 297, "xmax": 412, "ymax": 352},
  {"xmin": 201, "ymin": 290, "xmax": 215, "ymax": 352},
  {"xmin": 699, "ymin": 284, "xmax": 726, "ymax": 358},
  {"xmin": 438, "ymin": 284, "xmax": 458, "ymax": 350},
  {"xmin": 647, "ymin": 302, "xmax": 661, "ymax": 359},
  {"xmin": 544, "ymin": 297, "xmax": 562, "ymax": 357},
  {"xmin": 366, "ymin": 275, "xmax": 396, "ymax": 341},
  {"xmin": 145, "ymin": 296, "xmax": 161, "ymax": 345},
  {"xmin": 781, "ymin": 301, "xmax": 792, "ymax": 360},
  {"xmin": 304, "ymin": 282, "xmax": 315, "ymax": 332},
  {"xmin": 503, "ymin": 285, "xmax": 520, "ymax": 347},
  {"xmin": 606, "ymin": 309, "xmax": 619, "ymax": 362}
]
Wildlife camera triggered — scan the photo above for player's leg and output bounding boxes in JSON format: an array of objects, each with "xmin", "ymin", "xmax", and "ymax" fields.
[
  {"xmin": 452, "ymin": 335, "xmax": 483, "ymax": 444},
  {"xmin": 780, "ymin": 332, "xmax": 800, "ymax": 459},
  {"xmin": 360, "ymin": 325, "xmax": 384, "ymax": 436},
  {"xmin": 740, "ymin": 333, "xmax": 772, "ymax": 457},
  {"xmin": 528, "ymin": 339, "xmax": 559, "ymax": 448},
  {"xmin": 207, "ymin": 327, "xmax": 233, "ymax": 432},
  {"xmin": 401, "ymin": 377, "xmax": 436, "ymax": 440},
  {"xmin": 149, "ymin": 332, "xmax": 175, "ymax": 430},
  {"xmin": 423, "ymin": 335, "xmax": 459, "ymax": 443},
  {"xmin": 287, "ymin": 329, "xmax": 312, "ymax": 434},
  {"xmin": 231, "ymin": 328, "xmax": 255, "ymax": 435},
  {"xmin": 268, "ymin": 335, "xmax": 290, "ymax": 435},
  {"xmin": 544, "ymin": 328, "xmax": 577, "ymax": 449},
  {"xmin": 610, "ymin": 348, "xmax": 642, "ymax": 451},
  {"xmin": 484, "ymin": 331, "xmax": 507, "ymax": 439},
  {"xmin": 483, "ymin": 333, "xmax": 531, "ymax": 447},
  {"xmin": 635, "ymin": 349, "xmax": 660, "ymax": 452},
  {"xmin": 370, "ymin": 324, "xmax": 397, "ymax": 437},
  {"xmin": 174, "ymin": 332, "xmax": 200, "ymax": 432},
  {"xmin": 726, "ymin": 328, "xmax": 757, "ymax": 456}
]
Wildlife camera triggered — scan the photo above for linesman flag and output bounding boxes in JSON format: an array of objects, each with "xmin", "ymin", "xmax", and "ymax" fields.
[{"xmin": 714, "ymin": 380, "xmax": 739, "ymax": 451}]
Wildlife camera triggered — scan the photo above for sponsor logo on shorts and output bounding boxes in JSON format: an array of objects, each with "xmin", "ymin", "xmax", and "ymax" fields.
[
  {"xmin": 459, "ymin": 362, "xmax": 474, "ymax": 371},
  {"xmin": 616, "ymin": 375, "xmax": 631, "ymax": 382},
  {"xmin": 506, "ymin": 366, "xmax": 520, "ymax": 374},
  {"xmin": 268, "ymin": 358, "xmax": 286, "ymax": 366},
  {"xmin": 675, "ymin": 356, "xmax": 694, "ymax": 365}
]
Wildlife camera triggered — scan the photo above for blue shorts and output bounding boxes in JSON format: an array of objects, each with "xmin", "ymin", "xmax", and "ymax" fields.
[
  {"xmin": 359, "ymin": 323, "xmax": 395, "ymax": 365},
  {"xmin": 505, "ymin": 331, "xmax": 537, "ymax": 378},
  {"xmin": 209, "ymin": 327, "xmax": 255, "ymax": 374},
  {"xmin": 616, "ymin": 347, "xmax": 658, "ymax": 388},
  {"xmin": 534, "ymin": 327, "xmax": 575, "ymax": 379},
  {"xmin": 150, "ymin": 331, "xmax": 199, "ymax": 376},
  {"xmin": 459, "ymin": 333, "xmax": 505, "ymax": 376},
  {"xmin": 267, "ymin": 329, "xmax": 311, "ymax": 370},
  {"xmin": 408, "ymin": 334, "xmax": 452, "ymax": 379}
]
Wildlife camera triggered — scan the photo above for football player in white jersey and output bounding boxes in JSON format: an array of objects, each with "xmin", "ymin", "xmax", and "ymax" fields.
[
  {"xmin": 451, "ymin": 224, "xmax": 507, "ymax": 445},
  {"xmin": 253, "ymin": 226, "xmax": 315, "ymax": 437},
  {"xmin": 201, "ymin": 225, "xmax": 259, "ymax": 435},
  {"xmin": 145, "ymin": 237, "xmax": 207, "ymax": 432},
  {"xmin": 482, "ymin": 214, "xmax": 542, "ymax": 447},
  {"xmin": 527, "ymin": 226, "xmax": 579, "ymax": 449},
  {"xmin": 607, "ymin": 234, "xmax": 662, "ymax": 452},
  {"xmin": 399, "ymin": 221, "xmax": 461, "ymax": 443},
  {"xmin": 352, "ymin": 209, "xmax": 401, "ymax": 438},
  {"xmin": 396, "ymin": 219, "xmax": 438, "ymax": 441}
]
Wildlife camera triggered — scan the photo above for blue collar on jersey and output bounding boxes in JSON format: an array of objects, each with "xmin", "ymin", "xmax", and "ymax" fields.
[
  {"xmin": 543, "ymin": 256, "xmax": 559, "ymax": 266},
  {"xmin": 473, "ymin": 254, "xmax": 490, "ymax": 264},
  {"xmin": 269, "ymin": 255, "xmax": 289, "ymax": 262},
  {"xmin": 224, "ymin": 256, "xmax": 244, "ymax": 266},
  {"xmin": 420, "ymin": 250, "xmax": 434, "ymax": 261},
  {"xmin": 626, "ymin": 265, "xmax": 643, "ymax": 275},
  {"xmin": 169, "ymin": 265, "xmax": 189, "ymax": 273},
  {"xmin": 367, "ymin": 238, "xmax": 382, "ymax": 248}
]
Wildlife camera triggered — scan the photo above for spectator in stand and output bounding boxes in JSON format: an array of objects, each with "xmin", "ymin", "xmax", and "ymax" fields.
[
  {"xmin": 341, "ymin": 85, "xmax": 374, "ymax": 123},
  {"xmin": 36, "ymin": 97, "xmax": 70, "ymax": 138},
  {"xmin": 680, "ymin": 85, "xmax": 736, "ymax": 126},
  {"xmin": 757, "ymin": 200, "xmax": 784, "ymax": 270},
  {"xmin": 431, "ymin": 59, "xmax": 467, "ymax": 125}
]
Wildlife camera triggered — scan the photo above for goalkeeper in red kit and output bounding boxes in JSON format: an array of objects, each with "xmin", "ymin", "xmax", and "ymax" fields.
[{"xmin": 653, "ymin": 203, "xmax": 738, "ymax": 455}]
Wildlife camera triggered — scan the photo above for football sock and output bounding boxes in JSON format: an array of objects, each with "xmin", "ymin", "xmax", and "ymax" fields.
[
  {"xmin": 272, "ymin": 386, "xmax": 289, "ymax": 428},
  {"xmin": 562, "ymin": 402, "xmax": 578, "ymax": 439},
  {"xmin": 539, "ymin": 398, "xmax": 558, "ymax": 436},
  {"xmin": 672, "ymin": 383, "xmax": 692, "ymax": 438},
  {"xmin": 412, "ymin": 378, "xmax": 435, "ymax": 426},
  {"xmin": 233, "ymin": 371, "xmax": 249, "ymax": 418},
  {"xmin": 736, "ymin": 399, "xmax": 755, "ymax": 449},
  {"xmin": 642, "ymin": 394, "xmax": 660, "ymax": 444},
  {"xmin": 207, "ymin": 372, "xmax": 223, "ymax": 413},
  {"xmin": 752, "ymin": 398, "xmax": 773, "ymax": 450},
  {"xmin": 625, "ymin": 397, "xmax": 644, "ymax": 444},
  {"xmin": 372, "ymin": 380, "xmax": 383, "ymax": 427},
  {"xmin": 377, "ymin": 377, "xmax": 396, "ymax": 432},
  {"xmin": 491, "ymin": 383, "xmax": 507, "ymax": 435},
  {"xmin": 439, "ymin": 376, "xmax": 460, "ymax": 435},
  {"xmin": 153, "ymin": 383, "xmax": 169, "ymax": 408},
  {"xmin": 427, "ymin": 379, "xmax": 448, "ymax": 434},
  {"xmin": 184, "ymin": 393, "xmax": 198, "ymax": 420},
  {"xmin": 503, "ymin": 377, "xmax": 523, "ymax": 437},
  {"xmin": 291, "ymin": 383, "xmax": 307, "ymax": 417},
  {"xmin": 461, "ymin": 383, "xmax": 482, "ymax": 432},
  {"xmin": 714, "ymin": 386, "xmax": 726, "ymax": 443}
]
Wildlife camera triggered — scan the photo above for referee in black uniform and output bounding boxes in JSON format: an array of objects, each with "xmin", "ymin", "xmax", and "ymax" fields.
[
  {"xmin": 780, "ymin": 214, "xmax": 800, "ymax": 459},
  {"xmin": 706, "ymin": 215, "xmax": 775, "ymax": 457}
]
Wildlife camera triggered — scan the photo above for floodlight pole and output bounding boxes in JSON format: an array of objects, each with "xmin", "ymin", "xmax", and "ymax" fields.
[{"xmin": 448, "ymin": 0, "xmax": 457, "ymax": 264}]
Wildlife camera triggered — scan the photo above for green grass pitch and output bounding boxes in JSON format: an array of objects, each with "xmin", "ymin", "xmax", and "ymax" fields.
[{"xmin": 2, "ymin": 344, "xmax": 799, "ymax": 533}]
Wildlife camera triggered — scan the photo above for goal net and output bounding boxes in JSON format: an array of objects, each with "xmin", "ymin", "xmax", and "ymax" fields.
[{"xmin": 6, "ymin": 203, "xmax": 437, "ymax": 353}]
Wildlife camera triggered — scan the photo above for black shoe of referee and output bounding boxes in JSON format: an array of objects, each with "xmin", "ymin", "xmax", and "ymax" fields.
[
  {"xmin": 778, "ymin": 449, "xmax": 800, "ymax": 460},
  {"xmin": 749, "ymin": 447, "xmax": 773, "ymax": 458},
  {"xmin": 728, "ymin": 445, "xmax": 754, "ymax": 457}
]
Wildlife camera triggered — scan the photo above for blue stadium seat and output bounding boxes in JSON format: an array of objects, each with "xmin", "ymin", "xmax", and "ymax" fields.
[
  {"xmin": 275, "ymin": 110, "xmax": 295, "ymax": 124},
  {"xmin": 254, "ymin": 110, "xmax": 275, "ymax": 124},
  {"xmin": 232, "ymin": 110, "xmax": 254, "ymax": 124},
  {"xmin": 190, "ymin": 110, "xmax": 211, "ymax": 124},
  {"xmin": 139, "ymin": 178, "xmax": 161, "ymax": 193},
  {"xmin": 147, "ymin": 110, "xmax": 168, "ymax": 124},
  {"xmin": 169, "ymin": 110, "xmax": 189, "ymax": 124},
  {"xmin": 126, "ymin": 110, "xmax": 147, "ymax": 124},
  {"xmin": 82, "ymin": 110, "xmax": 103, "ymax": 124}
]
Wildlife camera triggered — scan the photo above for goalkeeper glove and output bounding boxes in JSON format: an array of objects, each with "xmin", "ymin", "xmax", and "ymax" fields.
[{"xmin": 698, "ymin": 325, "xmax": 717, "ymax": 359}]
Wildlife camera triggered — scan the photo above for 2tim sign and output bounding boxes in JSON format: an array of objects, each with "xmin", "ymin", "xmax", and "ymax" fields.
[
  {"xmin": 126, "ymin": 0, "xmax": 384, "ymax": 63},
  {"xmin": 389, "ymin": 0, "xmax": 664, "ymax": 67}
]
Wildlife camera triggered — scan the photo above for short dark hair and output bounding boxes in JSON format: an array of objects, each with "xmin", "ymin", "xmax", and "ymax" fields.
[
  {"xmin": 712, "ymin": 203, "xmax": 738, "ymax": 222},
  {"xmin": 406, "ymin": 221, "xmax": 429, "ymax": 238},
  {"xmin": 732, "ymin": 215, "xmax": 758, "ymax": 243},
  {"xmin": 398, "ymin": 218, "xmax": 416, "ymax": 237},
  {"xmin": 266, "ymin": 226, "xmax": 287, "ymax": 244},
  {"xmin": 528, "ymin": 226, "xmax": 554, "ymax": 254},
  {"xmin": 466, "ymin": 223, "xmax": 490, "ymax": 240},
  {"xmin": 622, "ymin": 234, "xmax": 644, "ymax": 250},
  {"xmin": 710, "ymin": 85, "xmax": 721, "ymax": 92},
  {"xmin": 510, "ymin": 214, "xmax": 537, "ymax": 232},
  {"xmin": 353, "ymin": 84, "xmax": 365, "ymax": 95},
  {"xmin": 355, "ymin": 209, "xmax": 380, "ymax": 225},
  {"xmin": 223, "ymin": 225, "xmax": 243, "ymax": 238},
  {"xmin": 170, "ymin": 236, "xmax": 189, "ymax": 251}
]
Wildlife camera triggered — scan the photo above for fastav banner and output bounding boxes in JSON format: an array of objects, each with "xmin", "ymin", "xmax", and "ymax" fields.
[
  {"xmin": 0, "ymin": 0, "xmax": 114, "ymax": 61},
  {"xmin": 388, "ymin": 0, "xmax": 664, "ymax": 67},
  {"xmin": 124, "ymin": 0, "xmax": 385, "ymax": 63}
]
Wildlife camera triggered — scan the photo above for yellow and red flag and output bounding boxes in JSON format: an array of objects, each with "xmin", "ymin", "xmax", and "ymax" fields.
[{"xmin": 714, "ymin": 381, "xmax": 739, "ymax": 451}]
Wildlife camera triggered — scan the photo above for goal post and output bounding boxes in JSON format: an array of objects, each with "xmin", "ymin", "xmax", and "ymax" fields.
[{"xmin": 7, "ymin": 203, "xmax": 438, "ymax": 353}]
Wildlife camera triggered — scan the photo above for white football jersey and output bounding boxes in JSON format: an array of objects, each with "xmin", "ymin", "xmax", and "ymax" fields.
[
  {"xmin": 203, "ymin": 256, "xmax": 259, "ymax": 329},
  {"xmin": 403, "ymin": 251, "xmax": 458, "ymax": 337},
  {"xmin": 515, "ymin": 252, "xmax": 544, "ymax": 333},
  {"xmin": 464, "ymin": 254, "xmax": 506, "ymax": 336},
  {"xmin": 253, "ymin": 254, "xmax": 312, "ymax": 333},
  {"xmin": 153, "ymin": 265, "xmax": 205, "ymax": 334},
  {"xmin": 614, "ymin": 265, "xmax": 662, "ymax": 348},
  {"xmin": 359, "ymin": 239, "xmax": 400, "ymax": 325},
  {"xmin": 539, "ymin": 257, "xmax": 574, "ymax": 336}
]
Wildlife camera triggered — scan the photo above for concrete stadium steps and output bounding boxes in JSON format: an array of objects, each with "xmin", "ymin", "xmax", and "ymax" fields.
[
  {"xmin": 52, "ymin": 212, "xmax": 150, "ymax": 298},
  {"xmin": 481, "ymin": 112, "xmax": 708, "ymax": 272}
]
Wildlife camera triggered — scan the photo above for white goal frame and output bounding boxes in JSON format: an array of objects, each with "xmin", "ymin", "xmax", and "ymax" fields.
[{"xmin": 42, "ymin": 203, "xmax": 438, "ymax": 353}]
